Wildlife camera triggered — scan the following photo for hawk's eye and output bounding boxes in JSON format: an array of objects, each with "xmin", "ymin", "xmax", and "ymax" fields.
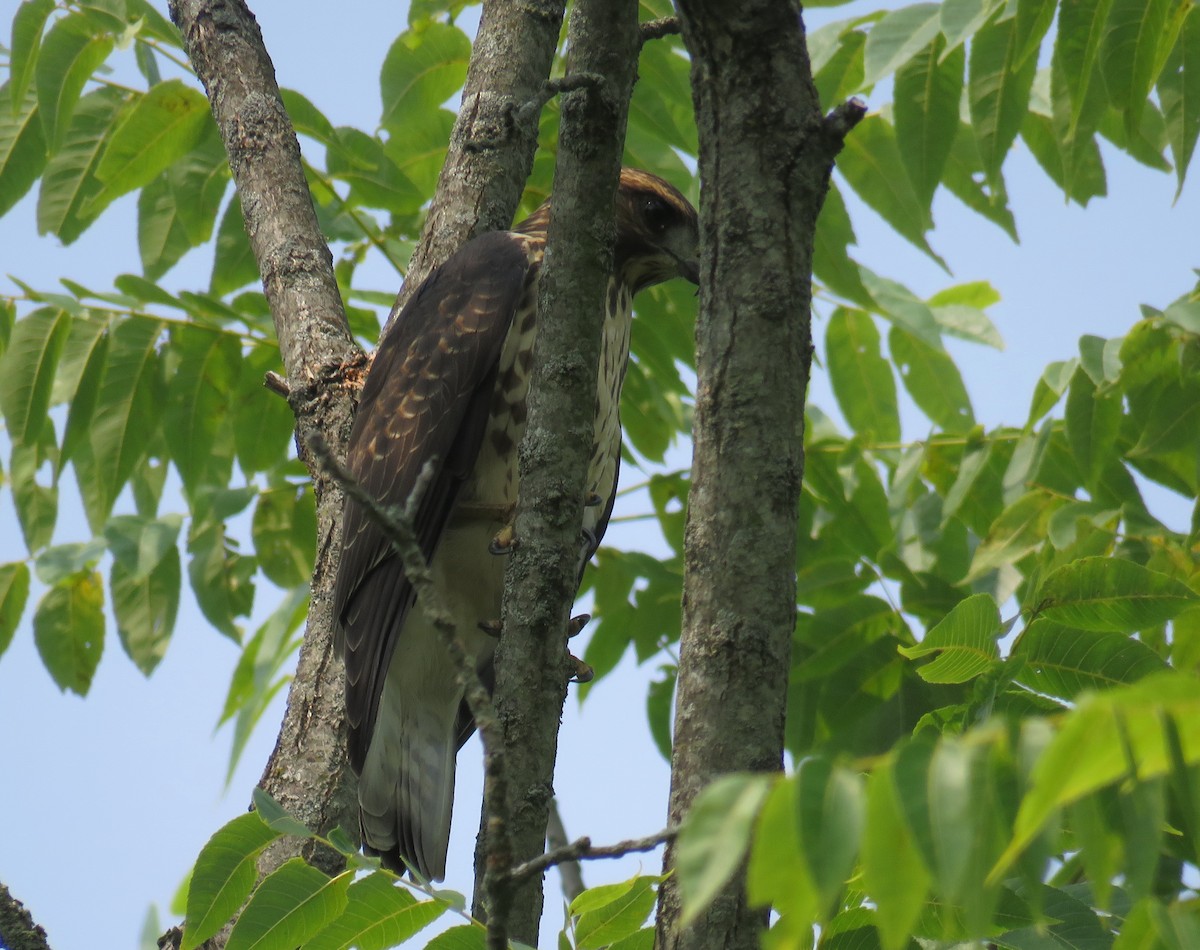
[{"xmin": 643, "ymin": 195, "xmax": 672, "ymax": 233}]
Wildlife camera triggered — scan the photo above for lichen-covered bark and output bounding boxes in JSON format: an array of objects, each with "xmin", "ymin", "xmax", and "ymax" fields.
[
  {"xmin": 653, "ymin": 2, "xmax": 863, "ymax": 948},
  {"xmin": 168, "ymin": 0, "xmax": 362, "ymax": 893},
  {"xmin": 484, "ymin": 0, "xmax": 640, "ymax": 940},
  {"xmin": 386, "ymin": 0, "xmax": 566, "ymax": 328}
]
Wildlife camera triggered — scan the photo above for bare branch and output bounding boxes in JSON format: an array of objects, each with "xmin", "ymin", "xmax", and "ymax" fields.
[
  {"xmin": 509, "ymin": 827, "xmax": 678, "ymax": 885},
  {"xmin": 510, "ymin": 73, "xmax": 606, "ymax": 132},
  {"xmin": 263, "ymin": 371, "xmax": 290, "ymax": 399},
  {"xmin": 639, "ymin": 16, "xmax": 681, "ymax": 45}
]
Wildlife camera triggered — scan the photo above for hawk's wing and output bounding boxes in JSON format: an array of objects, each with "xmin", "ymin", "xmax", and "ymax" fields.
[{"xmin": 334, "ymin": 230, "xmax": 534, "ymax": 773}]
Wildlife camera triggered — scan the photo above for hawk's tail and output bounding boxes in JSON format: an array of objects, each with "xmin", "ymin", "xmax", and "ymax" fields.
[{"xmin": 358, "ymin": 692, "xmax": 456, "ymax": 881}]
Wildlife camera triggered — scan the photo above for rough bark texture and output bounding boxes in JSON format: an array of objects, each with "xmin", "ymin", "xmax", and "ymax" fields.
[
  {"xmin": 385, "ymin": 0, "xmax": 566, "ymax": 330},
  {"xmin": 654, "ymin": 2, "xmax": 863, "ymax": 948},
  {"xmin": 168, "ymin": 0, "xmax": 572, "ymax": 944},
  {"xmin": 0, "ymin": 883, "xmax": 51, "ymax": 950},
  {"xmin": 168, "ymin": 0, "xmax": 364, "ymax": 898},
  {"xmin": 483, "ymin": 0, "xmax": 641, "ymax": 940}
]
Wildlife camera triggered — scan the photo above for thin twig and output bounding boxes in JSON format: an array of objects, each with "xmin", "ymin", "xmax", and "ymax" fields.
[
  {"xmin": 264, "ymin": 371, "xmax": 290, "ymax": 398},
  {"xmin": 639, "ymin": 16, "xmax": 681, "ymax": 45},
  {"xmin": 508, "ymin": 827, "xmax": 678, "ymax": 884},
  {"xmin": 303, "ymin": 432, "xmax": 512, "ymax": 932},
  {"xmin": 513, "ymin": 73, "xmax": 606, "ymax": 130}
]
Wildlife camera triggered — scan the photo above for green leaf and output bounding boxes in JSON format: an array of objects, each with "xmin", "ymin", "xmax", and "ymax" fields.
[
  {"xmin": 575, "ymin": 876, "xmax": 659, "ymax": 950},
  {"xmin": 104, "ymin": 513, "xmax": 181, "ymax": 579},
  {"xmin": 111, "ymin": 545, "xmax": 180, "ymax": 674},
  {"xmin": 424, "ymin": 925, "xmax": 487, "ymax": 950},
  {"xmin": 233, "ymin": 345, "xmax": 296, "ymax": 476},
  {"xmin": 1035, "ymin": 556, "xmax": 1197, "ymax": 633},
  {"xmin": 1158, "ymin": 6, "xmax": 1200, "ymax": 195},
  {"xmin": 33, "ymin": 570, "xmax": 104, "ymax": 695},
  {"xmin": 326, "ymin": 126, "xmax": 424, "ymax": 214},
  {"xmin": 250, "ymin": 787, "xmax": 314, "ymax": 837},
  {"xmin": 37, "ymin": 86, "xmax": 128, "ymax": 242},
  {"xmin": 838, "ymin": 115, "xmax": 941, "ymax": 263},
  {"xmin": 889, "ymin": 326, "xmax": 975, "ymax": 433},
  {"xmin": 379, "ymin": 23, "xmax": 470, "ymax": 134},
  {"xmin": 84, "ymin": 316, "xmax": 165, "ymax": 530},
  {"xmin": 940, "ymin": 0, "xmax": 1006, "ymax": 54},
  {"xmin": 187, "ymin": 517, "xmax": 256, "ymax": 640},
  {"xmin": 1064, "ymin": 367, "xmax": 1122, "ymax": 492},
  {"xmin": 862, "ymin": 763, "xmax": 931, "ymax": 950},
  {"xmin": 861, "ymin": 3, "xmax": 941, "ymax": 87},
  {"xmin": 894, "ymin": 35, "xmax": 963, "ymax": 209},
  {"xmin": 675, "ymin": 773, "xmax": 772, "ymax": 927},
  {"xmin": 34, "ymin": 539, "xmax": 106, "ymax": 586},
  {"xmin": 305, "ymin": 872, "xmax": 446, "ymax": 950},
  {"xmin": 0, "ymin": 82, "xmax": 48, "ymax": 217},
  {"xmin": 163, "ymin": 325, "xmax": 239, "ymax": 498},
  {"xmin": 966, "ymin": 489, "xmax": 1064, "ymax": 582},
  {"xmin": 1053, "ymin": 0, "xmax": 1115, "ymax": 139},
  {"xmin": 813, "ymin": 182, "xmax": 873, "ymax": 309},
  {"xmin": 1015, "ymin": 621, "xmax": 1170, "ymax": 701},
  {"xmin": 826, "ymin": 308, "xmax": 899, "ymax": 443},
  {"xmin": 280, "ymin": 87, "xmax": 337, "ymax": 145},
  {"xmin": 0, "ymin": 306, "xmax": 71, "ymax": 444},
  {"xmin": 210, "ymin": 194, "xmax": 260, "ymax": 296},
  {"xmin": 792, "ymin": 758, "xmax": 866, "ymax": 922},
  {"xmin": 969, "ymin": 12, "xmax": 1039, "ymax": 186},
  {"xmin": 91, "ymin": 79, "xmax": 211, "ymax": 207},
  {"xmin": 899, "ymin": 592, "xmax": 1001, "ymax": 683},
  {"xmin": 220, "ymin": 587, "xmax": 306, "ymax": 781},
  {"xmin": 59, "ymin": 316, "xmax": 109, "ymax": 473},
  {"xmin": 1101, "ymin": 0, "xmax": 1179, "ymax": 135},
  {"xmin": 941, "ymin": 120, "xmax": 1019, "ymax": 239},
  {"xmin": 35, "ymin": 12, "xmax": 114, "ymax": 147},
  {"xmin": 183, "ymin": 811, "xmax": 282, "ymax": 949},
  {"xmin": 139, "ymin": 125, "xmax": 228, "ymax": 279},
  {"xmin": 996, "ymin": 672, "xmax": 1200, "ymax": 879},
  {"xmin": 9, "ymin": 0, "xmax": 56, "ymax": 111},
  {"xmin": 251, "ymin": 485, "xmax": 316, "ymax": 587},
  {"xmin": 0, "ymin": 562, "xmax": 32, "ymax": 660},
  {"xmin": 646, "ymin": 665, "xmax": 676, "ymax": 760},
  {"xmin": 11, "ymin": 431, "xmax": 59, "ymax": 553}
]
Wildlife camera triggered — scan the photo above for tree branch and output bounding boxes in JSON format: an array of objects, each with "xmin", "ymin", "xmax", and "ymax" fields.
[
  {"xmin": 385, "ymin": 0, "xmax": 567, "ymax": 329},
  {"xmin": 484, "ymin": 0, "xmax": 641, "ymax": 941},
  {"xmin": 509, "ymin": 826, "xmax": 678, "ymax": 884},
  {"xmin": 655, "ymin": 1, "xmax": 860, "ymax": 947},
  {"xmin": 639, "ymin": 16, "xmax": 681, "ymax": 45},
  {"xmin": 167, "ymin": 1, "xmax": 363, "ymax": 942}
]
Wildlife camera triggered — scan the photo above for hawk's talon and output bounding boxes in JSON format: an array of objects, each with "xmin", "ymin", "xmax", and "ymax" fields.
[
  {"xmin": 569, "ymin": 654, "xmax": 594, "ymax": 684},
  {"xmin": 567, "ymin": 613, "xmax": 591, "ymax": 638},
  {"xmin": 489, "ymin": 523, "xmax": 516, "ymax": 555},
  {"xmin": 478, "ymin": 620, "xmax": 502, "ymax": 638},
  {"xmin": 584, "ymin": 492, "xmax": 603, "ymax": 508}
]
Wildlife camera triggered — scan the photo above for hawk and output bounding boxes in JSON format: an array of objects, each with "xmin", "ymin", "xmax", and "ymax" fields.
[{"xmin": 334, "ymin": 168, "xmax": 699, "ymax": 880}]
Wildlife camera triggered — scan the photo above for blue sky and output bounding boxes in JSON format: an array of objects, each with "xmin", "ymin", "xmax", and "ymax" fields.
[{"xmin": 1, "ymin": 0, "xmax": 1198, "ymax": 946}]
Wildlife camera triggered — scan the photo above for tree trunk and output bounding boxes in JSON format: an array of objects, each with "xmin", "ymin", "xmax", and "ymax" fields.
[
  {"xmin": 482, "ymin": 0, "xmax": 641, "ymax": 939},
  {"xmin": 654, "ymin": 1, "xmax": 863, "ymax": 947}
]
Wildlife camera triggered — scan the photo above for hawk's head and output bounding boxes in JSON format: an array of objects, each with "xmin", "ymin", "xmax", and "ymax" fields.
[
  {"xmin": 614, "ymin": 167, "xmax": 700, "ymax": 294},
  {"xmin": 516, "ymin": 168, "xmax": 699, "ymax": 294}
]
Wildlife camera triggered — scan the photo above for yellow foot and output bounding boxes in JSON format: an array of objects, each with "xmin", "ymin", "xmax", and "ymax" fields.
[
  {"xmin": 489, "ymin": 523, "xmax": 515, "ymax": 555},
  {"xmin": 569, "ymin": 654, "xmax": 594, "ymax": 684}
]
